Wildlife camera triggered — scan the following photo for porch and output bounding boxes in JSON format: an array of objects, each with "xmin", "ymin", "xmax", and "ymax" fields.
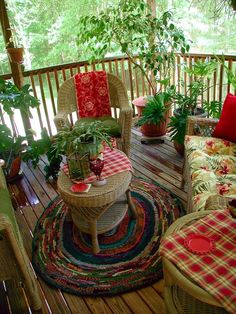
[{"xmin": 2, "ymin": 128, "xmax": 184, "ymax": 314}]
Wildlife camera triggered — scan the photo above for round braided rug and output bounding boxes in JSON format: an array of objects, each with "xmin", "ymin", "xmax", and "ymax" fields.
[{"xmin": 32, "ymin": 176, "xmax": 185, "ymax": 296}]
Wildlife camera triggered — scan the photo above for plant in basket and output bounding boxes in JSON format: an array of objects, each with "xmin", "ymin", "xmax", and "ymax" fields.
[{"xmin": 53, "ymin": 121, "xmax": 112, "ymax": 180}]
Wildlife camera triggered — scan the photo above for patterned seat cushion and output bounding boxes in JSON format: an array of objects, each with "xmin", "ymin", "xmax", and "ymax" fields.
[{"xmin": 185, "ymin": 135, "xmax": 236, "ymax": 211}]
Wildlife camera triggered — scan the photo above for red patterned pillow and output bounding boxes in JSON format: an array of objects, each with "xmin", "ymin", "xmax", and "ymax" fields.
[{"xmin": 212, "ymin": 93, "xmax": 236, "ymax": 143}]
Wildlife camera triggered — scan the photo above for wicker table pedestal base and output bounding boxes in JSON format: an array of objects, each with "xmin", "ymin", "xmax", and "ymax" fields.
[{"xmin": 57, "ymin": 163, "xmax": 137, "ymax": 254}]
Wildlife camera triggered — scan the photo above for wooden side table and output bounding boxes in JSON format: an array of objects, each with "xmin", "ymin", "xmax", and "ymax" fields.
[
  {"xmin": 162, "ymin": 211, "xmax": 228, "ymax": 314},
  {"xmin": 57, "ymin": 168, "xmax": 137, "ymax": 254}
]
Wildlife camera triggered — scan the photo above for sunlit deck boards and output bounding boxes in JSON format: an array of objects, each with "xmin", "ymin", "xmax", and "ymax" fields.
[{"xmin": 3, "ymin": 128, "xmax": 185, "ymax": 314}]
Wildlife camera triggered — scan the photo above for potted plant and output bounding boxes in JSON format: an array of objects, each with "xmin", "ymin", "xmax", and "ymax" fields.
[
  {"xmin": 0, "ymin": 124, "xmax": 26, "ymax": 181},
  {"xmin": 77, "ymin": 0, "xmax": 190, "ymax": 95},
  {"xmin": 168, "ymin": 59, "xmax": 222, "ymax": 155},
  {"xmin": 135, "ymin": 91, "xmax": 173, "ymax": 137},
  {"xmin": 53, "ymin": 121, "xmax": 112, "ymax": 180},
  {"xmin": 6, "ymin": 28, "xmax": 24, "ymax": 64},
  {"xmin": 0, "ymin": 78, "xmax": 40, "ymax": 181}
]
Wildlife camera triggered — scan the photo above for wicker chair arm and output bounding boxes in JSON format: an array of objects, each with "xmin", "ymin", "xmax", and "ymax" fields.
[
  {"xmin": 54, "ymin": 112, "xmax": 71, "ymax": 131},
  {"xmin": 186, "ymin": 116, "xmax": 219, "ymax": 136},
  {"xmin": 118, "ymin": 107, "xmax": 133, "ymax": 156}
]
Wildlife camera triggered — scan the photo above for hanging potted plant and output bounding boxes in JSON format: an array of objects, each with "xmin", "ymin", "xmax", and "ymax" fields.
[
  {"xmin": 7, "ymin": 47, "xmax": 24, "ymax": 64},
  {"xmin": 6, "ymin": 27, "xmax": 24, "ymax": 64}
]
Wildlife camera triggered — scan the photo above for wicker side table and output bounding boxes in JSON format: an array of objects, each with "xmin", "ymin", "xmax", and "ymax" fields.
[
  {"xmin": 57, "ymin": 169, "xmax": 137, "ymax": 254},
  {"xmin": 162, "ymin": 211, "xmax": 228, "ymax": 314}
]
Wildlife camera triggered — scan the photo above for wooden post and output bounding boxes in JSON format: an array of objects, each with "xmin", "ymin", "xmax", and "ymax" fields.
[
  {"xmin": 146, "ymin": 0, "xmax": 156, "ymax": 17},
  {"xmin": 146, "ymin": 0, "xmax": 157, "ymax": 94},
  {"xmin": 0, "ymin": 0, "xmax": 32, "ymax": 135}
]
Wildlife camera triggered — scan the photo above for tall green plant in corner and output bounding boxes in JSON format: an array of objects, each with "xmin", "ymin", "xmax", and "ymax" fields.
[{"xmin": 76, "ymin": 0, "xmax": 190, "ymax": 94}]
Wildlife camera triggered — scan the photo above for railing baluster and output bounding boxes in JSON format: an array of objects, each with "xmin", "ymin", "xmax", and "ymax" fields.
[
  {"xmin": 53, "ymin": 69, "xmax": 60, "ymax": 92},
  {"xmin": 128, "ymin": 58, "xmax": 134, "ymax": 102},
  {"xmin": 227, "ymin": 59, "xmax": 232, "ymax": 94},
  {"xmin": 1, "ymin": 53, "xmax": 236, "ymax": 138},
  {"xmin": 29, "ymin": 74, "xmax": 44, "ymax": 131},
  {"xmin": 38, "ymin": 73, "xmax": 52, "ymax": 136},
  {"xmin": 46, "ymin": 72, "xmax": 56, "ymax": 116}
]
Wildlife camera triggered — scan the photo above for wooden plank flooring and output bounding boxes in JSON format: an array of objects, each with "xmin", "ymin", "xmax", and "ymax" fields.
[{"xmin": 4, "ymin": 128, "xmax": 186, "ymax": 314}]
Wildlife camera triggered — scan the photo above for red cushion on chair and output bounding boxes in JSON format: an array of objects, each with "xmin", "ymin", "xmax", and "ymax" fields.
[{"xmin": 212, "ymin": 93, "xmax": 236, "ymax": 143}]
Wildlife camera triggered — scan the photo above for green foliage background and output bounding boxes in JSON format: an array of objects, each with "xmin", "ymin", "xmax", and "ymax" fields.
[{"xmin": 0, "ymin": 0, "xmax": 235, "ymax": 74}]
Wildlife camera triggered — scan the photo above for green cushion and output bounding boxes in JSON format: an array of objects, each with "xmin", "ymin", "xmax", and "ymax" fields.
[
  {"xmin": 76, "ymin": 116, "xmax": 121, "ymax": 137},
  {"xmin": 0, "ymin": 189, "xmax": 20, "ymax": 239}
]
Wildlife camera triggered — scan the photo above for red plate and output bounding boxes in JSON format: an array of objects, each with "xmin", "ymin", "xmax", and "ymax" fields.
[
  {"xmin": 184, "ymin": 234, "xmax": 215, "ymax": 255},
  {"xmin": 70, "ymin": 183, "xmax": 91, "ymax": 193}
]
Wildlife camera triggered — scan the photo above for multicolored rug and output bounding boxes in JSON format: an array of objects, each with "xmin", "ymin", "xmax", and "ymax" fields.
[{"xmin": 32, "ymin": 176, "xmax": 185, "ymax": 296}]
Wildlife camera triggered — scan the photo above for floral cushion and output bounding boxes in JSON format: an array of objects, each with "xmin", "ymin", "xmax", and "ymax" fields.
[{"xmin": 185, "ymin": 135, "xmax": 236, "ymax": 211}]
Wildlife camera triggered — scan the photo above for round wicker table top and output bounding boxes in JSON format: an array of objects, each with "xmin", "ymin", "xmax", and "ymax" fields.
[
  {"xmin": 57, "ymin": 169, "xmax": 132, "ymax": 209},
  {"xmin": 163, "ymin": 211, "xmax": 227, "ymax": 314}
]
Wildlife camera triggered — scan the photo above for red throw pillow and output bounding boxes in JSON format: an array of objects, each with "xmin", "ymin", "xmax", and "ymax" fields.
[{"xmin": 212, "ymin": 93, "xmax": 236, "ymax": 143}]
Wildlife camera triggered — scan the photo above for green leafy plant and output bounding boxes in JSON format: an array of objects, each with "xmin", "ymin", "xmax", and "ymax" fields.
[
  {"xmin": 54, "ymin": 121, "xmax": 112, "ymax": 157},
  {"xmin": 0, "ymin": 78, "xmax": 40, "ymax": 179},
  {"xmin": 0, "ymin": 124, "xmax": 26, "ymax": 176},
  {"xmin": 202, "ymin": 100, "xmax": 223, "ymax": 119},
  {"xmin": 173, "ymin": 59, "xmax": 219, "ymax": 114},
  {"xmin": 23, "ymin": 129, "xmax": 63, "ymax": 180},
  {"xmin": 168, "ymin": 59, "xmax": 223, "ymax": 149},
  {"xmin": 136, "ymin": 92, "xmax": 172, "ymax": 126},
  {"xmin": 0, "ymin": 78, "xmax": 39, "ymax": 117},
  {"xmin": 168, "ymin": 110, "xmax": 189, "ymax": 145},
  {"xmin": 77, "ymin": 0, "xmax": 190, "ymax": 94}
]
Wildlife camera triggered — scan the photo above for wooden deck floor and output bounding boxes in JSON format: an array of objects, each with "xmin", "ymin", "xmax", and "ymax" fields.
[{"xmin": 3, "ymin": 128, "xmax": 186, "ymax": 314}]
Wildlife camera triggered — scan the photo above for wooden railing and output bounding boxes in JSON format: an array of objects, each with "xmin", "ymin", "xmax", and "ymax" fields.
[{"xmin": 1, "ymin": 53, "xmax": 236, "ymax": 138}]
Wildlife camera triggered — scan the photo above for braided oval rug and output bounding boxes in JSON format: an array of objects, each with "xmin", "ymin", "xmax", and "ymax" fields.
[{"xmin": 32, "ymin": 176, "xmax": 185, "ymax": 296}]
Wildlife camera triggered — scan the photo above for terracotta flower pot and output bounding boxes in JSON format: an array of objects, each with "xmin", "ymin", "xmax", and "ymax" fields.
[
  {"xmin": 7, "ymin": 47, "xmax": 24, "ymax": 64},
  {"xmin": 174, "ymin": 141, "xmax": 185, "ymax": 156},
  {"xmin": 133, "ymin": 96, "xmax": 147, "ymax": 117},
  {"xmin": 5, "ymin": 156, "xmax": 22, "ymax": 182},
  {"xmin": 141, "ymin": 120, "xmax": 167, "ymax": 137}
]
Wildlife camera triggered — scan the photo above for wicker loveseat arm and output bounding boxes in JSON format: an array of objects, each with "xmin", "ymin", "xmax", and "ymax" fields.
[
  {"xmin": 0, "ymin": 163, "xmax": 42, "ymax": 311},
  {"xmin": 186, "ymin": 116, "xmax": 219, "ymax": 136}
]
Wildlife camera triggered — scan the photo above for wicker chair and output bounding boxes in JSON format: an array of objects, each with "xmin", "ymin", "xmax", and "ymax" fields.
[
  {"xmin": 0, "ymin": 160, "xmax": 42, "ymax": 312},
  {"xmin": 184, "ymin": 116, "xmax": 233, "ymax": 213},
  {"xmin": 54, "ymin": 73, "xmax": 133, "ymax": 157}
]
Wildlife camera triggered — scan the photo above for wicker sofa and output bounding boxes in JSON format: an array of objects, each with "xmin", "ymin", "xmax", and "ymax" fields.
[
  {"xmin": 184, "ymin": 116, "xmax": 236, "ymax": 213},
  {"xmin": 0, "ymin": 161, "xmax": 42, "ymax": 312}
]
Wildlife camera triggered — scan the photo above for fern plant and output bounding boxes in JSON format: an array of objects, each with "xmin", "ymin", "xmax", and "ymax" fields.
[{"xmin": 136, "ymin": 92, "xmax": 172, "ymax": 127}]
